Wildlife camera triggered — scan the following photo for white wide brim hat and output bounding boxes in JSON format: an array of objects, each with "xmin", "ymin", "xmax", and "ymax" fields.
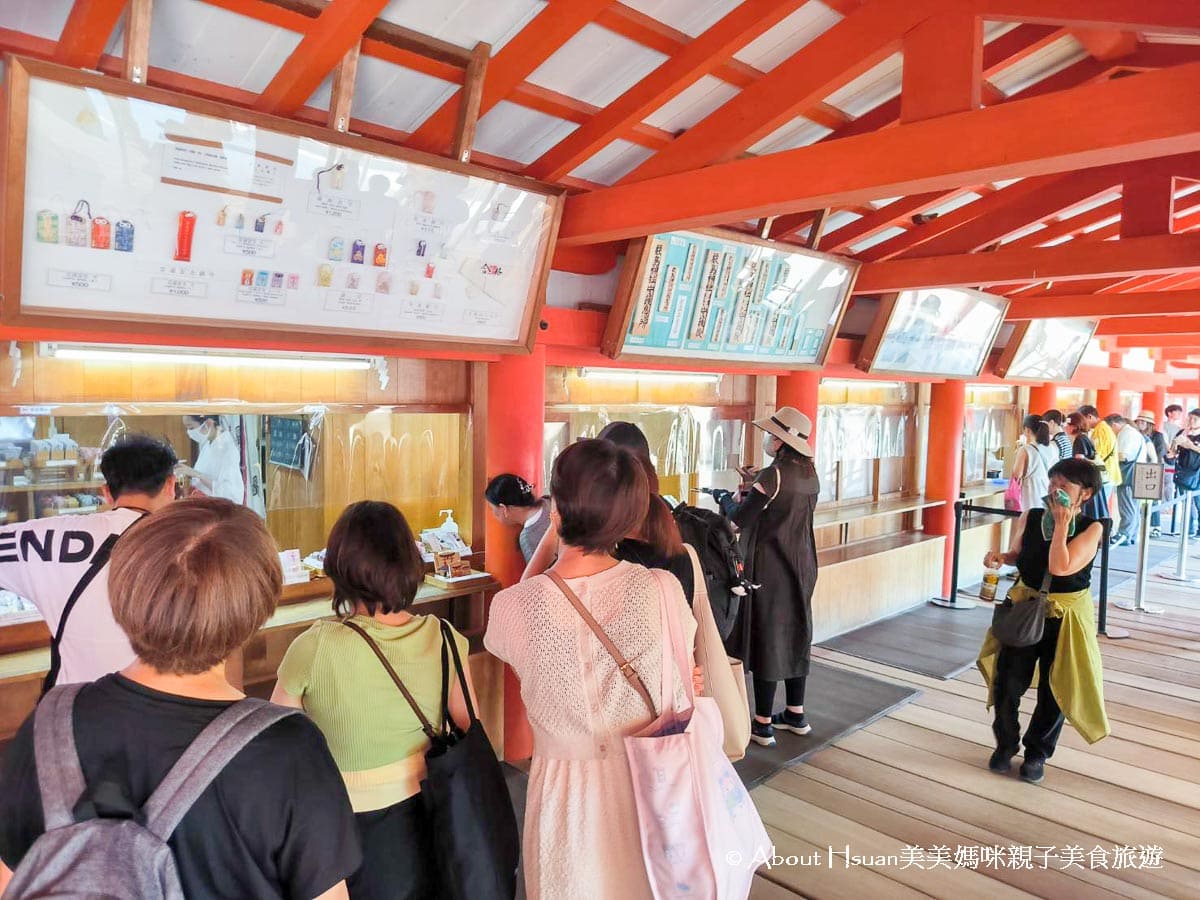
[{"xmin": 753, "ymin": 406, "xmax": 814, "ymax": 457}]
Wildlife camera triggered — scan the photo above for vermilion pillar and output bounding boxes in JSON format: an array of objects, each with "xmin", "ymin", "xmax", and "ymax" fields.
[
  {"xmin": 775, "ymin": 371, "xmax": 821, "ymax": 441},
  {"xmin": 486, "ymin": 344, "xmax": 545, "ymax": 760},
  {"xmin": 925, "ymin": 381, "xmax": 966, "ymax": 597},
  {"xmin": 1027, "ymin": 384, "xmax": 1058, "ymax": 416},
  {"xmin": 1142, "ymin": 388, "xmax": 1166, "ymax": 426},
  {"xmin": 1094, "ymin": 354, "xmax": 1124, "ymax": 415}
]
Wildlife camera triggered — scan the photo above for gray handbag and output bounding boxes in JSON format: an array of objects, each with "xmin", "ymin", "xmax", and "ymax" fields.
[{"xmin": 991, "ymin": 570, "xmax": 1051, "ymax": 648}]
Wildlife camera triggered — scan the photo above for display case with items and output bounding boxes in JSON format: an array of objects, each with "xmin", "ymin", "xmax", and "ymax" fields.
[{"xmin": 0, "ymin": 407, "xmax": 475, "ymax": 632}]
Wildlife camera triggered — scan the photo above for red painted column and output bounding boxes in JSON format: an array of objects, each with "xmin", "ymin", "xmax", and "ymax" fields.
[
  {"xmin": 775, "ymin": 371, "xmax": 821, "ymax": 441},
  {"xmin": 486, "ymin": 345, "xmax": 545, "ymax": 760},
  {"xmin": 1027, "ymin": 384, "xmax": 1058, "ymax": 415},
  {"xmin": 1095, "ymin": 353, "xmax": 1124, "ymax": 415},
  {"xmin": 925, "ymin": 380, "xmax": 967, "ymax": 597},
  {"xmin": 1142, "ymin": 388, "xmax": 1166, "ymax": 425}
]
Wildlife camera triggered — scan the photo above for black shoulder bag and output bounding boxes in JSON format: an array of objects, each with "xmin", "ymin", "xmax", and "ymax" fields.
[
  {"xmin": 342, "ymin": 619, "xmax": 519, "ymax": 900},
  {"xmin": 991, "ymin": 569, "xmax": 1051, "ymax": 648},
  {"xmin": 41, "ymin": 531, "xmax": 122, "ymax": 696}
]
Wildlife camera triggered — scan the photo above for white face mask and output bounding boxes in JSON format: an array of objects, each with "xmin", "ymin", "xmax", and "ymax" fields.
[{"xmin": 187, "ymin": 424, "xmax": 210, "ymax": 443}]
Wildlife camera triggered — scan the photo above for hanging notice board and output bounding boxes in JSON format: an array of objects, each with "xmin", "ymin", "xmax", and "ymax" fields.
[
  {"xmin": 601, "ymin": 229, "xmax": 859, "ymax": 368},
  {"xmin": 1, "ymin": 57, "xmax": 561, "ymax": 354},
  {"xmin": 858, "ymin": 288, "xmax": 1009, "ymax": 379},
  {"xmin": 993, "ymin": 318, "xmax": 1098, "ymax": 382}
]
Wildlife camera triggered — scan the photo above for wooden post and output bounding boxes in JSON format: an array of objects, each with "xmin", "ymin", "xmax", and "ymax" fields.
[
  {"xmin": 122, "ymin": 0, "xmax": 153, "ymax": 84},
  {"xmin": 1027, "ymin": 384, "xmax": 1058, "ymax": 415},
  {"xmin": 328, "ymin": 42, "xmax": 362, "ymax": 133},
  {"xmin": 805, "ymin": 208, "xmax": 830, "ymax": 250},
  {"xmin": 925, "ymin": 380, "xmax": 967, "ymax": 598},
  {"xmin": 486, "ymin": 345, "xmax": 545, "ymax": 761},
  {"xmin": 451, "ymin": 42, "xmax": 490, "ymax": 164}
]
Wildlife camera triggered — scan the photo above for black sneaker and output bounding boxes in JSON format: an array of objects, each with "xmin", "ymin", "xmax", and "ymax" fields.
[
  {"xmin": 988, "ymin": 747, "xmax": 1014, "ymax": 773},
  {"xmin": 771, "ymin": 710, "xmax": 812, "ymax": 736},
  {"xmin": 750, "ymin": 720, "xmax": 776, "ymax": 747},
  {"xmin": 1019, "ymin": 758, "xmax": 1045, "ymax": 784}
]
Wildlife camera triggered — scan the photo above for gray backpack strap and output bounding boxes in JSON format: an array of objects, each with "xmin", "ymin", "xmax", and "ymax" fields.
[
  {"xmin": 33, "ymin": 683, "xmax": 88, "ymax": 830},
  {"xmin": 143, "ymin": 699, "xmax": 298, "ymax": 841}
]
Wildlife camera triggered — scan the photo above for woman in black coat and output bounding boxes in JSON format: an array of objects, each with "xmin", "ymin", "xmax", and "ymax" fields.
[{"xmin": 716, "ymin": 406, "xmax": 820, "ymax": 748}]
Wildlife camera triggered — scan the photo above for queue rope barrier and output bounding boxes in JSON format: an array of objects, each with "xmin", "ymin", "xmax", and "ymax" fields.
[{"xmin": 935, "ymin": 493, "xmax": 1126, "ymax": 638}]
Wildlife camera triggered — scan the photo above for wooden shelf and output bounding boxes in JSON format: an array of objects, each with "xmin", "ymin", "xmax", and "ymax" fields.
[
  {"xmin": 278, "ymin": 574, "xmax": 499, "ymax": 608},
  {"xmin": 816, "ymin": 531, "xmax": 943, "ymax": 568},
  {"xmin": 0, "ymin": 479, "xmax": 106, "ymax": 496},
  {"xmin": 813, "ymin": 495, "xmax": 945, "ymax": 530}
]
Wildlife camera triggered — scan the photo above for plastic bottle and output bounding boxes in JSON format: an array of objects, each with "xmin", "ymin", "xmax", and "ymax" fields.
[
  {"xmin": 980, "ymin": 562, "xmax": 1000, "ymax": 602},
  {"xmin": 438, "ymin": 509, "xmax": 459, "ymax": 535}
]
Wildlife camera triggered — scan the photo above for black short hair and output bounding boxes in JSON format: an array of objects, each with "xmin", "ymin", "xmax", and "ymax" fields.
[
  {"xmin": 1190, "ymin": 408, "xmax": 1200, "ymax": 419},
  {"xmin": 183, "ymin": 413, "xmax": 218, "ymax": 425},
  {"xmin": 1079, "ymin": 405, "xmax": 1099, "ymax": 418},
  {"xmin": 484, "ymin": 473, "xmax": 538, "ymax": 508},
  {"xmin": 1166, "ymin": 404, "xmax": 1183, "ymax": 416},
  {"xmin": 1042, "ymin": 409, "xmax": 1064, "ymax": 425},
  {"xmin": 1104, "ymin": 414, "xmax": 1125, "ymax": 426},
  {"xmin": 596, "ymin": 421, "xmax": 652, "ymax": 460},
  {"xmin": 1022, "ymin": 415, "xmax": 1050, "ymax": 445},
  {"xmin": 99, "ymin": 435, "xmax": 178, "ymax": 500},
  {"xmin": 325, "ymin": 501, "xmax": 423, "ymax": 617},
  {"xmin": 1048, "ymin": 458, "xmax": 1101, "ymax": 499}
]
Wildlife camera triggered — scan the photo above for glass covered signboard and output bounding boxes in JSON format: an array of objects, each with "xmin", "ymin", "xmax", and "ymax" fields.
[
  {"xmin": 857, "ymin": 288, "xmax": 1009, "ymax": 378},
  {"xmin": 602, "ymin": 229, "xmax": 859, "ymax": 367},
  {"xmin": 1, "ymin": 57, "xmax": 559, "ymax": 353},
  {"xmin": 994, "ymin": 319, "xmax": 1098, "ymax": 382}
]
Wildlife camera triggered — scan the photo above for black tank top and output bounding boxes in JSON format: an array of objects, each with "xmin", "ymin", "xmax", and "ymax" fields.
[{"xmin": 1016, "ymin": 509, "xmax": 1099, "ymax": 593}]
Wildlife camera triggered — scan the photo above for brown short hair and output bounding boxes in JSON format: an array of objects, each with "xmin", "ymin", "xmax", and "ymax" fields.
[
  {"xmin": 552, "ymin": 439, "xmax": 648, "ymax": 554},
  {"xmin": 109, "ymin": 498, "xmax": 281, "ymax": 675},
  {"xmin": 325, "ymin": 501, "xmax": 424, "ymax": 617}
]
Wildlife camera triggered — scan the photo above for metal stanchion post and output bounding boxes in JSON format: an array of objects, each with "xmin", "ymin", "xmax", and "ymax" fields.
[
  {"xmin": 1160, "ymin": 491, "xmax": 1198, "ymax": 584},
  {"xmin": 932, "ymin": 496, "xmax": 975, "ymax": 609},
  {"xmin": 1097, "ymin": 517, "xmax": 1129, "ymax": 640},
  {"xmin": 1116, "ymin": 500, "xmax": 1163, "ymax": 614}
]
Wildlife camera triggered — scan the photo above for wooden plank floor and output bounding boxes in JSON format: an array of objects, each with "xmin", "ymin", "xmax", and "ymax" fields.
[{"xmin": 749, "ymin": 562, "xmax": 1200, "ymax": 900}]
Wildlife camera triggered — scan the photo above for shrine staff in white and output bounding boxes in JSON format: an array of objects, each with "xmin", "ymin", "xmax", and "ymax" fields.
[{"xmin": 177, "ymin": 415, "xmax": 246, "ymax": 504}]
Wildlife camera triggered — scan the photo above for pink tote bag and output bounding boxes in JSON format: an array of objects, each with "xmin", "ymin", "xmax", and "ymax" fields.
[{"xmin": 625, "ymin": 571, "xmax": 771, "ymax": 899}]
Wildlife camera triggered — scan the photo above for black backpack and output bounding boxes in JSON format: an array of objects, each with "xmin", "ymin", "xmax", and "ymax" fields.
[
  {"xmin": 672, "ymin": 503, "xmax": 754, "ymax": 642},
  {"xmin": 1176, "ymin": 445, "xmax": 1200, "ymax": 491}
]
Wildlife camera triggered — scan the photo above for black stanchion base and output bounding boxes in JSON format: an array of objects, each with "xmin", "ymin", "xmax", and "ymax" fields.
[{"xmin": 930, "ymin": 596, "xmax": 978, "ymax": 610}]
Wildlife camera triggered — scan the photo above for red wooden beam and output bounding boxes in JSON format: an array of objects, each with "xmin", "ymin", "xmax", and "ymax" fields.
[
  {"xmin": 1097, "ymin": 315, "xmax": 1200, "ymax": 337},
  {"xmin": 1116, "ymin": 335, "xmax": 1200, "ymax": 348},
  {"xmin": 255, "ymin": 0, "xmax": 390, "ymax": 116},
  {"xmin": 406, "ymin": 0, "xmax": 611, "ymax": 156},
  {"xmin": 855, "ymin": 233, "xmax": 1200, "ymax": 293},
  {"xmin": 984, "ymin": 0, "xmax": 1200, "ymax": 33},
  {"xmin": 1121, "ymin": 173, "xmax": 1175, "ymax": 237},
  {"xmin": 900, "ymin": 12, "xmax": 982, "ymax": 123},
  {"xmin": 616, "ymin": 0, "xmax": 943, "ymax": 184},
  {"xmin": 1006, "ymin": 291, "xmax": 1200, "ymax": 320},
  {"xmin": 865, "ymin": 169, "xmax": 1121, "ymax": 261},
  {"xmin": 525, "ymin": 0, "xmax": 808, "ymax": 182},
  {"xmin": 558, "ymin": 61, "xmax": 1200, "ymax": 245},
  {"xmin": 57, "ymin": 0, "xmax": 128, "ymax": 69},
  {"xmin": 1001, "ymin": 197, "xmax": 1121, "ymax": 251},
  {"xmin": 1071, "ymin": 29, "xmax": 1139, "ymax": 62}
]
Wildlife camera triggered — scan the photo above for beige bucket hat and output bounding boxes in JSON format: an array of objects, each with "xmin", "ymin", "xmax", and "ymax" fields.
[{"xmin": 753, "ymin": 406, "xmax": 814, "ymax": 457}]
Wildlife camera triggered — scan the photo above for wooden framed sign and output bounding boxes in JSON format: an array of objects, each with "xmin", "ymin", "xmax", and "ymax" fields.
[
  {"xmin": 602, "ymin": 229, "xmax": 858, "ymax": 368},
  {"xmin": 1, "ymin": 57, "xmax": 561, "ymax": 354},
  {"xmin": 858, "ymin": 288, "xmax": 1009, "ymax": 378},
  {"xmin": 993, "ymin": 318, "xmax": 1098, "ymax": 382}
]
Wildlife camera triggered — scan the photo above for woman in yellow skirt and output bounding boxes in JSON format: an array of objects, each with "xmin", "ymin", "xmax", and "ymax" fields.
[{"xmin": 979, "ymin": 458, "xmax": 1110, "ymax": 785}]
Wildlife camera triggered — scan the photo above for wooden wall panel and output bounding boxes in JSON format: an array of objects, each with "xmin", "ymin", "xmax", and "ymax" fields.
[{"xmin": 811, "ymin": 537, "xmax": 945, "ymax": 643}]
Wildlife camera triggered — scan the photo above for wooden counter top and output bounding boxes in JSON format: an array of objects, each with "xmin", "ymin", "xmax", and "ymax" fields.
[
  {"xmin": 813, "ymin": 495, "xmax": 944, "ymax": 529},
  {"xmin": 816, "ymin": 531, "xmax": 943, "ymax": 568}
]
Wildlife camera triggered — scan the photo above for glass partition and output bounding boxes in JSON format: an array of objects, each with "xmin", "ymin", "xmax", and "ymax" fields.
[{"xmin": 0, "ymin": 407, "xmax": 472, "ymax": 628}]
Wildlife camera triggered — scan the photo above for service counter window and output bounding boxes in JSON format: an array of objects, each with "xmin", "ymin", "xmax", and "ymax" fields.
[
  {"xmin": 0, "ymin": 406, "xmax": 473, "ymax": 630},
  {"xmin": 1057, "ymin": 388, "xmax": 1085, "ymax": 412},
  {"xmin": 543, "ymin": 367, "xmax": 754, "ymax": 502},
  {"xmin": 815, "ymin": 381, "xmax": 916, "ymax": 506},
  {"xmin": 962, "ymin": 385, "xmax": 1018, "ymax": 487}
]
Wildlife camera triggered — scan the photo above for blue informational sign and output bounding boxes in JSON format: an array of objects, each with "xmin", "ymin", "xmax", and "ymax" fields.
[{"xmin": 613, "ymin": 230, "xmax": 859, "ymax": 366}]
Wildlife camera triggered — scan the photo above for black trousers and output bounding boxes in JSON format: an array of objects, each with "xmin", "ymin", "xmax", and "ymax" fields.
[
  {"xmin": 348, "ymin": 793, "xmax": 438, "ymax": 899},
  {"xmin": 992, "ymin": 616, "xmax": 1066, "ymax": 761},
  {"xmin": 752, "ymin": 675, "xmax": 806, "ymax": 718}
]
